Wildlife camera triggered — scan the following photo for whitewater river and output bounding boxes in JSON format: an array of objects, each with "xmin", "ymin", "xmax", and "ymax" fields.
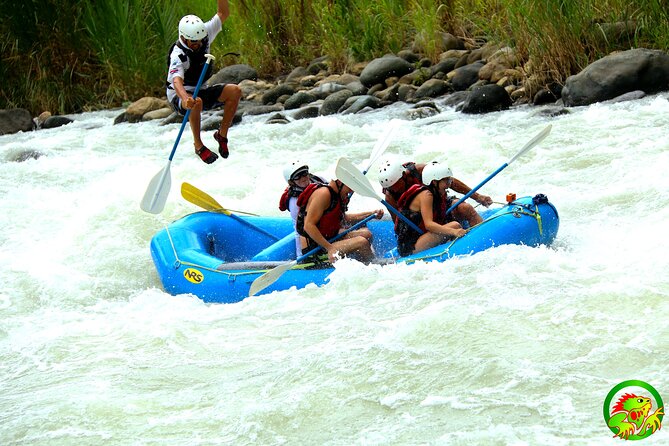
[{"xmin": 1, "ymin": 93, "xmax": 668, "ymax": 445}]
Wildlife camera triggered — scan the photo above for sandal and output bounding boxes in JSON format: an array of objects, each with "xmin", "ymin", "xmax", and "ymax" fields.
[
  {"xmin": 213, "ymin": 130, "xmax": 229, "ymax": 159},
  {"xmin": 195, "ymin": 145, "xmax": 218, "ymax": 164}
]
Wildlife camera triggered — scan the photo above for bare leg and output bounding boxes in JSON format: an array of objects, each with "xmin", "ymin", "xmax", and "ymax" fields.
[
  {"xmin": 413, "ymin": 222, "xmax": 463, "ymax": 254},
  {"xmin": 217, "ymin": 84, "xmax": 242, "ymax": 138},
  {"xmin": 453, "ymin": 202, "xmax": 482, "ymax": 226},
  {"xmin": 189, "ymin": 98, "xmax": 204, "ymax": 150},
  {"xmin": 331, "ymin": 236, "xmax": 374, "ymax": 263}
]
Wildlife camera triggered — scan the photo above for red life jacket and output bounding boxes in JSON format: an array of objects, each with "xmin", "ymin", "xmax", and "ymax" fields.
[
  {"xmin": 397, "ymin": 184, "xmax": 451, "ymax": 226},
  {"xmin": 279, "ymin": 174, "xmax": 327, "ymax": 211},
  {"xmin": 295, "ymin": 183, "xmax": 343, "ymax": 240}
]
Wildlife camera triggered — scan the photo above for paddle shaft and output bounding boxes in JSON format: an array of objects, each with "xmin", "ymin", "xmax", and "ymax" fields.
[
  {"xmin": 167, "ymin": 55, "xmax": 214, "ymax": 162},
  {"xmin": 229, "ymin": 213, "xmax": 280, "ymax": 241},
  {"xmin": 296, "ymin": 213, "xmax": 377, "ymax": 262},
  {"xmin": 445, "ymin": 163, "xmax": 506, "ymax": 215},
  {"xmin": 381, "ymin": 199, "xmax": 424, "ymax": 234},
  {"xmin": 445, "ymin": 124, "xmax": 552, "ymax": 215},
  {"xmin": 248, "ymin": 213, "xmax": 378, "ymax": 296}
]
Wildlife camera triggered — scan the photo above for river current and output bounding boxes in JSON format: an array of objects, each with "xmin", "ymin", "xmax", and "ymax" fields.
[{"xmin": 1, "ymin": 94, "xmax": 668, "ymax": 445}]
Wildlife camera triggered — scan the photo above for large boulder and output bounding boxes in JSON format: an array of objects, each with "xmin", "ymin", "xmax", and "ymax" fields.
[
  {"xmin": 359, "ymin": 55, "xmax": 414, "ymax": 88},
  {"xmin": 414, "ymin": 79, "xmax": 450, "ymax": 100},
  {"xmin": 460, "ymin": 84, "xmax": 512, "ymax": 114},
  {"xmin": 450, "ymin": 61, "xmax": 485, "ymax": 91},
  {"xmin": 0, "ymin": 108, "xmax": 33, "ymax": 135},
  {"xmin": 126, "ymin": 97, "xmax": 170, "ymax": 123},
  {"xmin": 207, "ymin": 64, "xmax": 258, "ymax": 85},
  {"xmin": 562, "ymin": 48, "xmax": 669, "ymax": 107},
  {"xmin": 320, "ymin": 89, "xmax": 353, "ymax": 116}
]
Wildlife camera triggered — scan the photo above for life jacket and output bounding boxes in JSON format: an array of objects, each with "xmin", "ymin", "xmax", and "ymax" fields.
[
  {"xmin": 397, "ymin": 184, "xmax": 453, "ymax": 228},
  {"xmin": 278, "ymin": 174, "xmax": 326, "ymax": 211},
  {"xmin": 166, "ymin": 37, "xmax": 213, "ymax": 88},
  {"xmin": 295, "ymin": 183, "xmax": 344, "ymax": 240}
]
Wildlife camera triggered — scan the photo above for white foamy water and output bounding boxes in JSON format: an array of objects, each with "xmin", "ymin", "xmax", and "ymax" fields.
[{"xmin": 1, "ymin": 94, "xmax": 669, "ymax": 445}]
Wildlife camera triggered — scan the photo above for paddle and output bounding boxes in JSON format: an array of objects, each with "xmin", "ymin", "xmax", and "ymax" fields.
[
  {"xmin": 181, "ymin": 182, "xmax": 258, "ymax": 216},
  {"xmin": 335, "ymin": 157, "xmax": 424, "ymax": 234},
  {"xmin": 363, "ymin": 120, "xmax": 399, "ymax": 174},
  {"xmin": 445, "ymin": 124, "xmax": 552, "ymax": 215},
  {"xmin": 140, "ymin": 54, "xmax": 216, "ymax": 214},
  {"xmin": 180, "ymin": 183, "xmax": 279, "ymax": 241},
  {"xmin": 249, "ymin": 213, "xmax": 377, "ymax": 296}
]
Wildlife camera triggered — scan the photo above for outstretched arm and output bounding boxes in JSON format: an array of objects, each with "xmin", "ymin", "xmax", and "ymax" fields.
[
  {"xmin": 217, "ymin": 0, "xmax": 230, "ymax": 23},
  {"xmin": 450, "ymin": 177, "xmax": 493, "ymax": 207}
]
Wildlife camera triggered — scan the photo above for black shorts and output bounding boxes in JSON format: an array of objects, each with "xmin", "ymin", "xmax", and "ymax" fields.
[{"xmin": 169, "ymin": 83, "xmax": 226, "ymax": 115}]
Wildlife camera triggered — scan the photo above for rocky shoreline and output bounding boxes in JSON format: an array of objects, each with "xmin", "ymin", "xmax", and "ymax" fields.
[{"xmin": 2, "ymin": 37, "xmax": 669, "ymax": 136}]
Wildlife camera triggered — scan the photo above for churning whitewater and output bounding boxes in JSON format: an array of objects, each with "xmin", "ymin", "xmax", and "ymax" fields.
[{"xmin": 1, "ymin": 94, "xmax": 668, "ymax": 445}]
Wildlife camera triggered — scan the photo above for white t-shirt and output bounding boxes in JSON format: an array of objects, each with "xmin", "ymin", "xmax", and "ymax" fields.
[{"xmin": 166, "ymin": 14, "xmax": 222, "ymax": 103}]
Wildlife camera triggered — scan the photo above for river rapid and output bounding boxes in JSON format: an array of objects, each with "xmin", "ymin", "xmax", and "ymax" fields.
[{"xmin": 1, "ymin": 94, "xmax": 669, "ymax": 445}]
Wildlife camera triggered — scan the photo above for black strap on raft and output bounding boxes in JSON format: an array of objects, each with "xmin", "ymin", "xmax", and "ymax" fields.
[{"xmin": 532, "ymin": 194, "xmax": 549, "ymax": 205}]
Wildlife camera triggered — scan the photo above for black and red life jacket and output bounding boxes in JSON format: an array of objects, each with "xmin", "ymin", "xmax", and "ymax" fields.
[
  {"xmin": 278, "ymin": 174, "xmax": 326, "ymax": 211},
  {"xmin": 295, "ymin": 183, "xmax": 344, "ymax": 240},
  {"xmin": 397, "ymin": 184, "xmax": 452, "ymax": 229},
  {"xmin": 166, "ymin": 37, "xmax": 213, "ymax": 88}
]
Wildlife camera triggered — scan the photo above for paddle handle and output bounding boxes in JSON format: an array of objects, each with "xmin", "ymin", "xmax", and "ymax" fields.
[
  {"xmin": 296, "ymin": 213, "xmax": 377, "ymax": 262},
  {"xmin": 167, "ymin": 54, "xmax": 215, "ymax": 162}
]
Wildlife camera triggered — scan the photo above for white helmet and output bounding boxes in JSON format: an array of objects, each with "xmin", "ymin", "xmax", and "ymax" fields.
[
  {"xmin": 283, "ymin": 160, "xmax": 309, "ymax": 182},
  {"xmin": 377, "ymin": 159, "xmax": 405, "ymax": 188},
  {"xmin": 179, "ymin": 15, "xmax": 206, "ymax": 41},
  {"xmin": 422, "ymin": 161, "xmax": 453, "ymax": 185}
]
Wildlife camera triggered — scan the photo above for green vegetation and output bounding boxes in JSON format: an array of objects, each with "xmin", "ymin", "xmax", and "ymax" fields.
[{"xmin": 2, "ymin": 0, "xmax": 668, "ymax": 114}]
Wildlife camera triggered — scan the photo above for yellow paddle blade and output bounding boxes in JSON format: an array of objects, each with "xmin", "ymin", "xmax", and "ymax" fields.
[{"xmin": 180, "ymin": 182, "xmax": 231, "ymax": 215}]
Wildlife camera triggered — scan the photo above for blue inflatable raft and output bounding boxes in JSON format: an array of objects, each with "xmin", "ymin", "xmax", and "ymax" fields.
[{"xmin": 150, "ymin": 194, "xmax": 559, "ymax": 303}]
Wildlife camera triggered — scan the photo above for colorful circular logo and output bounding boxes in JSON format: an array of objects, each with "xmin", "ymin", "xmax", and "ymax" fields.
[{"xmin": 603, "ymin": 380, "xmax": 664, "ymax": 440}]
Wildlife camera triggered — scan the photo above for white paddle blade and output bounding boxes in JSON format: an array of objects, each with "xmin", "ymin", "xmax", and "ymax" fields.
[
  {"xmin": 140, "ymin": 164, "xmax": 172, "ymax": 214},
  {"xmin": 335, "ymin": 157, "xmax": 381, "ymax": 200},
  {"xmin": 249, "ymin": 261, "xmax": 297, "ymax": 296},
  {"xmin": 508, "ymin": 124, "xmax": 552, "ymax": 164},
  {"xmin": 365, "ymin": 121, "xmax": 399, "ymax": 172}
]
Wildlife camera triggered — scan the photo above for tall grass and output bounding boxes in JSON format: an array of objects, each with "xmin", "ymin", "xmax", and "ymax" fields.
[{"xmin": 2, "ymin": 0, "xmax": 668, "ymax": 115}]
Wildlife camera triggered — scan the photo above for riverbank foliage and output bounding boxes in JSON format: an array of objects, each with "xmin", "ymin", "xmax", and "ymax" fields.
[{"xmin": 2, "ymin": 0, "xmax": 668, "ymax": 114}]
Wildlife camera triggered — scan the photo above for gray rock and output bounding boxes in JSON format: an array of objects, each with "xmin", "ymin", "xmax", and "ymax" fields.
[
  {"xmin": 207, "ymin": 64, "xmax": 258, "ymax": 85},
  {"xmin": 142, "ymin": 108, "xmax": 173, "ymax": 121},
  {"xmin": 562, "ymin": 48, "xmax": 669, "ymax": 107},
  {"xmin": 0, "ymin": 108, "xmax": 34, "ymax": 135},
  {"xmin": 460, "ymin": 84, "xmax": 512, "ymax": 114},
  {"xmin": 606, "ymin": 90, "xmax": 646, "ymax": 103},
  {"xmin": 320, "ymin": 89, "xmax": 353, "ymax": 116},
  {"xmin": 359, "ymin": 55, "xmax": 414, "ymax": 87},
  {"xmin": 41, "ymin": 115, "xmax": 73, "ymax": 129},
  {"xmin": 284, "ymin": 91, "xmax": 318, "ymax": 110},
  {"xmin": 430, "ymin": 57, "xmax": 459, "ymax": 76},
  {"xmin": 414, "ymin": 79, "xmax": 450, "ymax": 99},
  {"xmin": 340, "ymin": 95, "xmax": 382, "ymax": 114},
  {"xmin": 266, "ymin": 113, "xmax": 290, "ymax": 124},
  {"xmin": 292, "ymin": 106, "xmax": 320, "ymax": 120},
  {"xmin": 451, "ymin": 61, "xmax": 485, "ymax": 91},
  {"xmin": 262, "ymin": 84, "xmax": 296, "ymax": 105},
  {"xmin": 531, "ymin": 106, "xmax": 570, "ymax": 118},
  {"xmin": 441, "ymin": 91, "xmax": 469, "ymax": 108}
]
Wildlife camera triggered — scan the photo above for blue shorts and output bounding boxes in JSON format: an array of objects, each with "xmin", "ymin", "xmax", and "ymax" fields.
[{"xmin": 169, "ymin": 84, "xmax": 226, "ymax": 115}]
